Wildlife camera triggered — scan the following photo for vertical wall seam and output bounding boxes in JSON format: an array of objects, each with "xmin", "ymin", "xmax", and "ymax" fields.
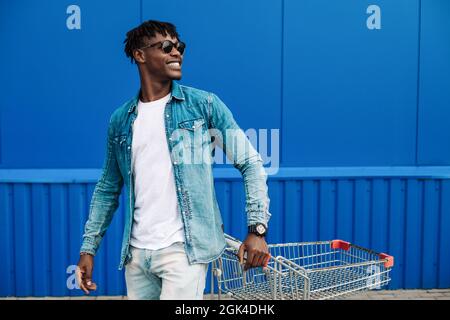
[
  {"xmin": 28, "ymin": 184, "xmax": 34, "ymax": 295},
  {"xmin": 11, "ymin": 184, "xmax": 17, "ymax": 295},
  {"xmin": 415, "ymin": 0, "xmax": 422, "ymax": 165},
  {"xmin": 402, "ymin": 179, "xmax": 408, "ymax": 288},
  {"xmin": 436, "ymin": 180, "xmax": 442, "ymax": 287},
  {"xmin": 300, "ymin": 180, "xmax": 303, "ymax": 242},
  {"xmin": 282, "ymin": 180, "xmax": 286, "ymax": 242},
  {"xmin": 351, "ymin": 180, "xmax": 355, "ymax": 243},
  {"xmin": 9, "ymin": 184, "xmax": 16, "ymax": 296},
  {"xmin": 82, "ymin": 183, "xmax": 87, "ymax": 243},
  {"xmin": 45, "ymin": 183, "xmax": 51, "ymax": 295},
  {"xmin": 369, "ymin": 179, "xmax": 373, "ymax": 249},
  {"xmin": 316, "ymin": 180, "xmax": 320, "ymax": 240},
  {"xmin": 420, "ymin": 180, "xmax": 425, "ymax": 288},
  {"xmin": 65, "ymin": 183, "xmax": 70, "ymax": 295},
  {"xmin": 0, "ymin": 110, "xmax": 2, "ymax": 164},
  {"xmin": 334, "ymin": 180, "xmax": 338, "ymax": 238},
  {"xmin": 48, "ymin": 185, "xmax": 53, "ymax": 294},
  {"xmin": 279, "ymin": 0, "xmax": 284, "ymax": 166},
  {"xmin": 387, "ymin": 179, "xmax": 391, "ymax": 253}
]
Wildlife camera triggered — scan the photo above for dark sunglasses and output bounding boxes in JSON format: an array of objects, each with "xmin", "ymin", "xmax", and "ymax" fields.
[{"xmin": 140, "ymin": 40, "xmax": 186, "ymax": 55}]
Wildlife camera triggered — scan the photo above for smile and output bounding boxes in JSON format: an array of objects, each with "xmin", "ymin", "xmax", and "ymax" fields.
[{"xmin": 167, "ymin": 62, "xmax": 181, "ymax": 69}]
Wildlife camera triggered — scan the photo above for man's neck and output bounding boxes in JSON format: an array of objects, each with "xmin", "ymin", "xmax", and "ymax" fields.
[{"xmin": 139, "ymin": 74, "xmax": 172, "ymax": 102}]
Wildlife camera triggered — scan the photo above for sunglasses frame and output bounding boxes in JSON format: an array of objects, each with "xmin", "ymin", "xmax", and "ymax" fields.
[{"xmin": 139, "ymin": 40, "xmax": 186, "ymax": 55}]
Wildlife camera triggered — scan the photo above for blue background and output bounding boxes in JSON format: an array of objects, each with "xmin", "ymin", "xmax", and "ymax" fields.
[{"xmin": 0, "ymin": 0, "xmax": 449, "ymax": 296}]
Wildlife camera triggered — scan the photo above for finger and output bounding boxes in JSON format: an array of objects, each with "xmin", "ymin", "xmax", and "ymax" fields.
[
  {"xmin": 256, "ymin": 251, "xmax": 267, "ymax": 267},
  {"xmin": 81, "ymin": 283, "xmax": 90, "ymax": 294},
  {"xmin": 80, "ymin": 277, "xmax": 90, "ymax": 294},
  {"xmin": 76, "ymin": 267, "xmax": 89, "ymax": 294},
  {"xmin": 86, "ymin": 279, "xmax": 97, "ymax": 290},
  {"xmin": 83, "ymin": 266, "xmax": 97, "ymax": 293},
  {"xmin": 84, "ymin": 265, "xmax": 97, "ymax": 291},
  {"xmin": 85, "ymin": 265, "xmax": 93, "ymax": 282},
  {"xmin": 237, "ymin": 244, "xmax": 246, "ymax": 265},
  {"xmin": 75, "ymin": 267, "xmax": 83, "ymax": 287},
  {"xmin": 83, "ymin": 276, "xmax": 97, "ymax": 291},
  {"xmin": 263, "ymin": 253, "xmax": 271, "ymax": 267},
  {"xmin": 254, "ymin": 252, "xmax": 266, "ymax": 267},
  {"xmin": 245, "ymin": 249, "xmax": 256, "ymax": 271}
]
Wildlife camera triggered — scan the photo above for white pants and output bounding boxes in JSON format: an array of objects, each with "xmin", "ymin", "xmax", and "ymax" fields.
[{"xmin": 125, "ymin": 242, "xmax": 208, "ymax": 300}]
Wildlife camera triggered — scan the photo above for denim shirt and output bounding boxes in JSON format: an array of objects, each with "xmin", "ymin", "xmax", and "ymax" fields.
[{"xmin": 80, "ymin": 81, "xmax": 271, "ymax": 270}]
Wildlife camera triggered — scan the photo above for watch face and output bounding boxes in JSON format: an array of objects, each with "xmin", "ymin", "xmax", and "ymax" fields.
[{"xmin": 256, "ymin": 224, "xmax": 266, "ymax": 234}]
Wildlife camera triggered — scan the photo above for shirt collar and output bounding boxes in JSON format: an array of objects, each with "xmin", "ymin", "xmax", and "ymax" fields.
[{"xmin": 128, "ymin": 81, "xmax": 185, "ymax": 114}]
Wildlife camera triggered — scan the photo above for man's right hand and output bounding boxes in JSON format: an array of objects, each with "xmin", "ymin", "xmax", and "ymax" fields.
[{"xmin": 76, "ymin": 254, "xmax": 97, "ymax": 294}]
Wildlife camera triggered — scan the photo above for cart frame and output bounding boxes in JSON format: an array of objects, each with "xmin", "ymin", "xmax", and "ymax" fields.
[{"xmin": 211, "ymin": 235, "xmax": 394, "ymax": 300}]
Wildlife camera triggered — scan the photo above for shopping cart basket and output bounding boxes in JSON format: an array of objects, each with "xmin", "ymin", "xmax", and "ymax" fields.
[{"xmin": 212, "ymin": 234, "xmax": 394, "ymax": 300}]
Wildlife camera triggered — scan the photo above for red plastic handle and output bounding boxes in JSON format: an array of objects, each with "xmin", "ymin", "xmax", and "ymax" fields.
[
  {"xmin": 379, "ymin": 253, "xmax": 394, "ymax": 268},
  {"xmin": 331, "ymin": 240, "xmax": 351, "ymax": 251}
]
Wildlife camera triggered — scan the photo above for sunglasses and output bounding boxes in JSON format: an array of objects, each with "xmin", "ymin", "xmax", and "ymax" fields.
[{"xmin": 140, "ymin": 40, "xmax": 186, "ymax": 55}]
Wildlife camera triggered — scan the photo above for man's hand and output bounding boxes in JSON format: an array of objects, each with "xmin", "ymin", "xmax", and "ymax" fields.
[
  {"xmin": 76, "ymin": 254, "xmax": 97, "ymax": 294},
  {"xmin": 238, "ymin": 233, "xmax": 271, "ymax": 271}
]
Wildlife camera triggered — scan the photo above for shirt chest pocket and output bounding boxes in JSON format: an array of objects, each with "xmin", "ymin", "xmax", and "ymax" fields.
[
  {"xmin": 178, "ymin": 118, "xmax": 206, "ymax": 132},
  {"xmin": 175, "ymin": 118, "xmax": 208, "ymax": 161}
]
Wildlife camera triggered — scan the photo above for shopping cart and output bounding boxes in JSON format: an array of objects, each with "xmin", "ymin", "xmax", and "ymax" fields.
[{"xmin": 212, "ymin": 234, "xmax": 394, "ymax": 300}]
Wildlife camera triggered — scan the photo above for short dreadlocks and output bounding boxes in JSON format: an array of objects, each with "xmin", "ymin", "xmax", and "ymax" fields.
[{"xmin": 124, "ymin": 20, "xmax": 180, "ymax": 64}]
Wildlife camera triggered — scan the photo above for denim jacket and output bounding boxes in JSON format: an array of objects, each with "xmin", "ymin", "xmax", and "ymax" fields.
[{"xmin": 80, "ymin": 81, "xmax": 271, "ymax": 270}]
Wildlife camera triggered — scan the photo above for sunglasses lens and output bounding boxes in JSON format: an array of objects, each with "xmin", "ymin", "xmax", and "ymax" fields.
[
  {"xmin": 162, "ymin": 41, "xmax": 174, "ymax": 53},
  {"xmin": 161, "ymin": 40, "xmax": 186, "ymax": 55},
  {"xmin": 177, "ymin": 42, "xmax": 186, "ymax": 55}
]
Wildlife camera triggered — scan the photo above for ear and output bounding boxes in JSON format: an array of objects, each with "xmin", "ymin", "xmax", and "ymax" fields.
[{"xmin": 133, "ymin": 49, "xmax": 146, "ymax": 64}]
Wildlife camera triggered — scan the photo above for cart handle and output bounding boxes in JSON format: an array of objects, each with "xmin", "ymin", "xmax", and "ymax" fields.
[
  {"xmin": 331, "ymin": 239, "xmax": 351, "ymax": 251},
  {"xmin": 379, "ymin": 253, "xmax": 394, "ymax": 268},
  {"xmin": 331, "ymin": 239, "xmax": 394, "ymax": 269},
  {"xmin": 224, "ymin": 233, "xmax": 271, "ymax": 269},
  {"xmin": 224, "ymin": 233, "xmax": 242, "ymax": 251}
]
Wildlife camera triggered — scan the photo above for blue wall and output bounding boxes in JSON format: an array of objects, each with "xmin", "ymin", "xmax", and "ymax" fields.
[{"xmin": 1, "ymin": 0, "xmax": 450, "ymax": 296}]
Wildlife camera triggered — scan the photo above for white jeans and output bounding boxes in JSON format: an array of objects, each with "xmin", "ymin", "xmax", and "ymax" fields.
[{"xmin": 125, "ymin": 242, "xmax": 208, "ymax": 300}]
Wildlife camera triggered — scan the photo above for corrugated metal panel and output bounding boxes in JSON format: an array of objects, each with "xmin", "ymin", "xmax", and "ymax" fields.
[
  {"xmin": 1, "ymin": 169, "xmax": 450, "ymax": 296},
  {"xmin": 0, "ymin": 182, "xmax": 127, "ymax": 297}
]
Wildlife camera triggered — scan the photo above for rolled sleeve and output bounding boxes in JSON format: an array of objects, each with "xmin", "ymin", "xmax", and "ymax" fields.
[{"xmin": 208, "ymin": 93, "xmax": 271, "ymax": 227}]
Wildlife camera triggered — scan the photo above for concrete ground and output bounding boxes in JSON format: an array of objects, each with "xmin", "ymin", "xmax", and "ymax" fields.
[{"xmin": 1, "ymin": 289, "xmax": 450, "ymax": 300}]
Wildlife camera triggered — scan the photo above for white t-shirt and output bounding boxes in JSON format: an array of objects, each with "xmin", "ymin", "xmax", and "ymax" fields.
[{"xmin": 130, "ymin": 93, "xmax": 185, "ymax": 250}]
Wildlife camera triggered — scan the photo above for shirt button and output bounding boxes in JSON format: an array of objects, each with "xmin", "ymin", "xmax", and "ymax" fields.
[
  {"xmin": 128, "ymin": 146, "xmax": 131, "ymax": 150},
  {"xmin": 166, "ymin": 114, "xmax": 169, "ymax": 118},
  {"xmin": 177, "ymin": 187, "xmax": 181, "ymax": 191},
  {"xmin": 192, "ymin": 125, "xmax": 196, "ymax": 129},
  {"xmin": 128, "ymin": 171, "xmax": 131, "ymax": 175},
  {"xmin": 169, "ymin": 137, "xmax": 173, "ymax": 141},
  {"xmin": 173, "ymin": 161, "xmax": 178, "ymax": 165}
]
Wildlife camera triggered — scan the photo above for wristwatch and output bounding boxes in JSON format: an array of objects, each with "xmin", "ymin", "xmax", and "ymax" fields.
[
  {"xmin": 248, "ymin": 223, "xmax": 267, "ymax": 237},
  {"xmin": 80, "ymin": 252, "xmax": 94, "ymax": 257}
]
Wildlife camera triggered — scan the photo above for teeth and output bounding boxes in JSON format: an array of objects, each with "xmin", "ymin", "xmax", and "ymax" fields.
[{"xmin": 168, "ymin": 62, "xmax": 180, "ymax": 67}]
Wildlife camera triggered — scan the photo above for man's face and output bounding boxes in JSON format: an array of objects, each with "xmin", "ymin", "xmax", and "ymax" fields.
[{"xmin": 136, "ymin": 33, "xmax": 183, "ymax": 81}]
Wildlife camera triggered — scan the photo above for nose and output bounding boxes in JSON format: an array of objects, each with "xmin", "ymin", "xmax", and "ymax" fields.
[
  {"xmin": 170, "ymin": 47, "xmax": 182, "ymax": 57},
  {"xmin": 170, "ymin": 49, "xmax": 180, "ymax": 56},
  {"xmin": 170, "ymin": 43, "xmax": 183, "ymax": 56}
]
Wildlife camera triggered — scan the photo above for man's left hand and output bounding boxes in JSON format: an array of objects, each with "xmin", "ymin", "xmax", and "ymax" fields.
[{"xmin": 238, "ymin": 233, "xmax": 271, "ymax": 271}]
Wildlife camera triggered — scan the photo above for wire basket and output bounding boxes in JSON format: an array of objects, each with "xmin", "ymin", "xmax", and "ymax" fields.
[{"xmin": 212, "ymin": 234, "xmax": 394, "ymax": 300}]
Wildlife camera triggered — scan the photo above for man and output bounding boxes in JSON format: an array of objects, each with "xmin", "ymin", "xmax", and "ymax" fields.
[{"xmin": 76, "ymin": 20, "xmax": 271, "ymax": 300}]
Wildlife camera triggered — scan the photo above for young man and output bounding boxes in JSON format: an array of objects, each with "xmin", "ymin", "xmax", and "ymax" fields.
[{"xmin": 76, "ymin": 20, "xmax": 271, "ymax": 300}]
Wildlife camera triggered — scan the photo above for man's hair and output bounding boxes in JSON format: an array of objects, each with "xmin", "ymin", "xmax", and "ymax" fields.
[{"xmin": 123, "ymin": 20, "xmax": 180, "ymax": 64}]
